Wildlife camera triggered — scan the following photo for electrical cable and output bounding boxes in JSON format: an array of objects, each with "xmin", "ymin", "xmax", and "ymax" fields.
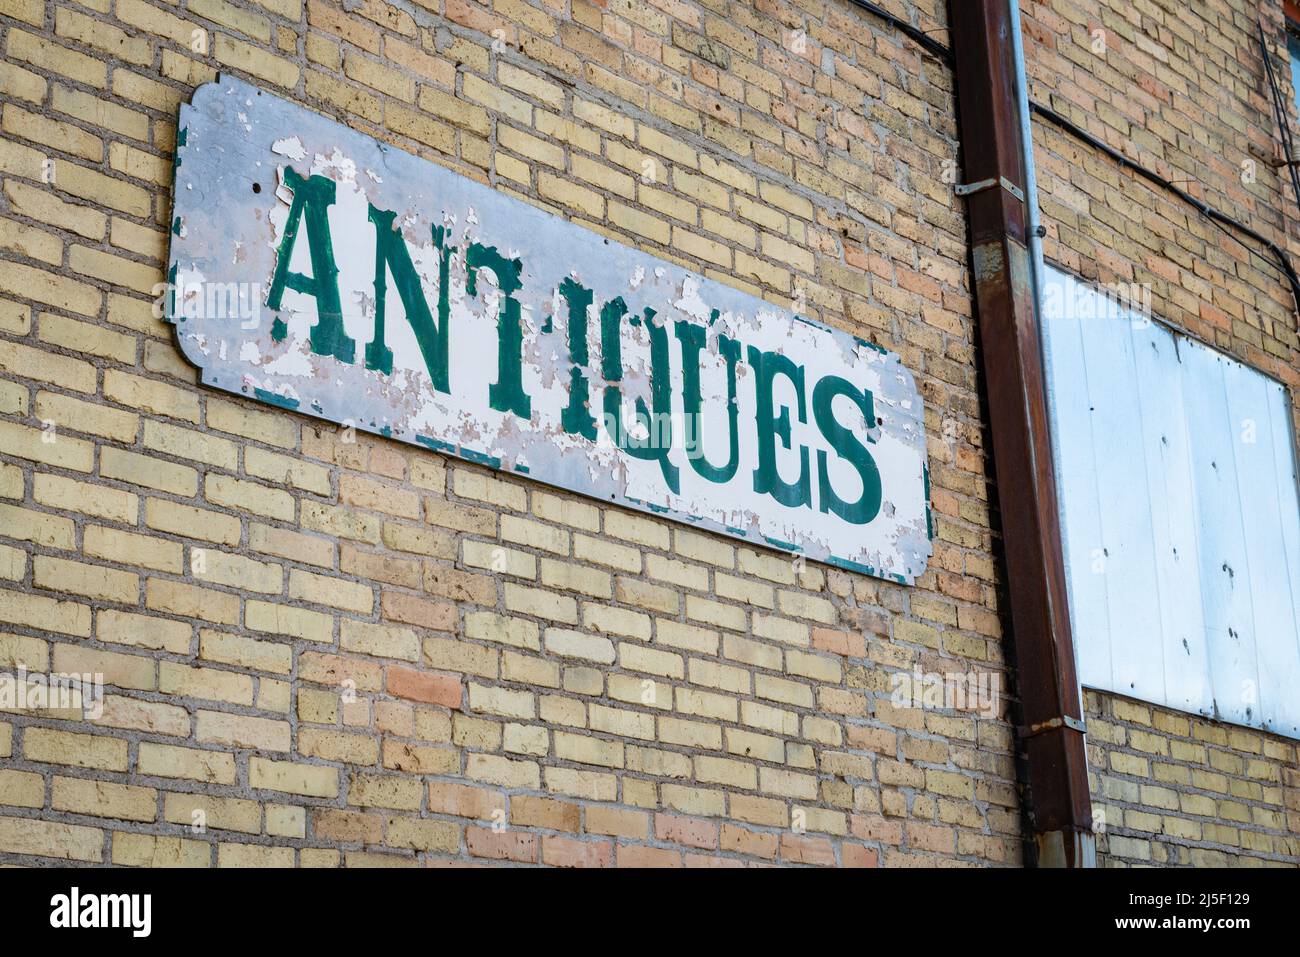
[
  {"xmin": 843, "ymin": 0, "xmax": 1300, "ymax": 318},
  {"xmin": 1258, "ymin": 18, "xmax": 1300, "ymax": 213}
]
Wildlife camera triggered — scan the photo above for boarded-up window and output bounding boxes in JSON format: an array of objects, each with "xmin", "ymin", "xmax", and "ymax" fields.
[{"xmin": 1041, "ymin": 266, "xmax": 1300, "ymax": 738}]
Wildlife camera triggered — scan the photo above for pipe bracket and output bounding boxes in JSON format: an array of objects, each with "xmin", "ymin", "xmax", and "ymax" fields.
[
  {"xmin": 955, "ymin": 175, "xmax": 1025, "ymax": 203},
  {"xmin": 1020, "ymin": 714, "xmax": 1087, "ymax": 738}
]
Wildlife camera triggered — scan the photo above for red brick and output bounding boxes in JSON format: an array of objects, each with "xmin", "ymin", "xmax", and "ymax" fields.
[
  {"xmin": 387, "ymin": 666, "xmax": 462, "ymax": 708},
  {"xmin": 511, "ymin": 796, "xmax": 580, "ymax": 832},
  {"xmin": 427, "ymin": 782, "xmax": 503, "ymax": 819},
  {"xmin": 779, "ymin": 833, "xmax": 836, "ymax": 866},
  {"xmin": 541, "ymin": 835, "xmax": 613, "ymax": 867},
  {"xmin": 466, "ymin": 826, "xmax": 537, "ymax": 862},
  {"xmin": 811, "ymin": 627, "xmax": 866, "ymax": 657},
  {"xmin": 381, "ymin": 591, "xmax": 457, "ymax": 630},
  {"xmin": 841, "ymin": 843, "xmax": 879, "ymax": 867},
  {"xmin": 720, "ymin": 823, "xmax": 779, "ymax": 859},
  {"xmin": 654, "ymin": 813, "xmax": 718, "ymax": 850},
  {"xmin": 616, "ymin": 844, "xmax": 682, "ymax": 868}
]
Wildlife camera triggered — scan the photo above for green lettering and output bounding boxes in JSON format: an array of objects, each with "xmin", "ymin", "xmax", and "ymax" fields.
[
  {"xmin": 602, "ymin": 300, "xmax": 680, "ymax": 494},
  {"xmin": 558, "ymin": 277, "xmax": 596, "ymax": 440},
  {"xmin": 675, "ymin": 319, "xmax": 740, "ymax": 484},
  {"xmin": 266, "ymin": 167, "xmax": 354, "ymax": 363},
  {"xmin": 747, "ymin": 345, "xmax": 811, "ymax": 509},
  {"xmin": 812, "ymin": 375, "xmax": 882, "ymax": 525},
  {"xmin": 466, "ymin": 243, "xmax": 531, "ymax": 419},
  {"xmin": 365, "ymin": 206, "xmax": 452, "ymax": 391}
]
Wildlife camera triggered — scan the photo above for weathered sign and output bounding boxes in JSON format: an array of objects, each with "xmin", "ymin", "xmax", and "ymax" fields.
[{"xmin": 166, "ymin": 76, "xmax": 932, "ymax": 582}]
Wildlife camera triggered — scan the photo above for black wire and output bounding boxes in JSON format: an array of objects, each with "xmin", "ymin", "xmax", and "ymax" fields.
[
  {"xmin": 1258, "ymin": 19, "xmax": 1300, "ymax": 213},
  {"xmin": 1027, "ymin": 101, "xmax": 1300, "ymax": 316},
  {"xmin": 842, "ymin": 0, "xmax": 1300, "ymax": 318},
  {"xmin": 842, "ymin": 0, "xmax": 954, "ymax": 62}
]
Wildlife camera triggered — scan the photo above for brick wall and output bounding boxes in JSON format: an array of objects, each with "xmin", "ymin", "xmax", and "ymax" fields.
[
  {"xmin": 1, "ymin": 0, "xmax": 1294, "ymax": 869},
  {"xmin": 1024, "ymin": 0, "xmax": 1300, "ymax": 866},
  {"xmin": 0, "ymin": 0, "xmax": 1026, "ymax": 867},
  {"xmin": 1087, "ymin": 691, "xmax": 1299, "ymax": 866}
]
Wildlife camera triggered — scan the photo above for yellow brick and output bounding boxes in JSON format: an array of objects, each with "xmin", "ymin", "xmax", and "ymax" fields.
[
  {"xmin": 463, "ymin": 540, "xmax": 537, "ymax": 579},
  {"xmin": 110, "ymin": 217, "xmax": 167, "ymax": 258},
  {"xmin": 0, "ymin": 545, "xmax": 25, "ymax": 582},
  {"xmin": 191, "ymin": 550, "xmax": 280, "ymax": 596},
  {"xmin": 249, "ymin": 524, "xmax": 334, "ymax": 568},
  {"xmin": 199, "ymin": 628, "xmax": 292, "ymax": 674},
  {"xmin": 34, "ymin": 391, "xmax": 137, "ymax": 442},
  {"xmin": 245, "ymin": 599, "xmax": 332, "ymax": 641},
  {"xmin": 0, "ymin": 815, "xmax": 102, "ymax": 862},
  {"xmin": 160, "ymin": 661, "xmax": 255, "ymax": 705},
  {"xmin": 52, "ymin": 85, "xmax": 148, "ymax": 141},
  {"xmin": 458, "ymin": 752, "xmax": 535, "ymax": 789},
  {"xmin": 349, "ymin": 772, "xmax": 424, "ymax": 810},
  {"xmin": 25, "ymin": 727, "xmax": 128, "ymax": 771},
  {"xmin": 266, "ymin": 805, "xmax": 305, "ymax": 838},
  {"xmin": 695, "ymin": 754, "xmax": 758, "ymax": 789},
  {"xmin": 214, "ymin": 32, "xmax": 299, "ymax": 88},
  {"xmin": 145, "ymin": 498, "xmax": 241, "ymax": 546},
  {"xmin": 34, "ymin": 555, "xmax": 138, "ymax": 603},
  {"xmin": 145, "ymin": 578, "xmax": 240, "ymax": 626},
  {"xmin": 206, "ymin": 396, "xmax": 298, "ymax": 447},
  {"xmin": 0, "ymin": 297, "xmax": 30, "ymax": 335},
  {"xmin": 0, "ymin": 214, "xmax": 61, "ymax": 264},
  {"xmin": 343, "ymin": 49, "xmax": 414, "ymax": 100},
  {"xmin": 418, "ymin": 85, "xmax": 488, "ymax": 135},
  {"xmin": 287, "ymin": 568, "xmax": 371, "ymax": 612},
  {"xmin": 463, "ymin": 611, "xmax": 540, "ymax": 651},
  {"xmin": 759, "ymin": 766, "xmax": 819, "ymax": 800},
  {"xmin": 137, "ymin": 742, "xmax": 237, "ymax": 784},
  {"xmin": 54, "ymin": 7, "xmax": 152, "ymax": 65},
  {"xmin": 6, "ymin": 29, "xmax": 107, "ymax": 87},
  {"xmin": 619, "ymin": 642, "xmax": 684, "ymax": 678},
  {"xmin": 111, "ymin": 832, "xmax": 210, "ymax": 867},
  {"xmin": 0, "ymin": 502, "xmax": 75, "ymax": 549},
  {"xmin": 104, "ymin": 370, "xmax": 201, "ymax": 423},
  {"xmin": 1, "ymin": 337, "xmax": 97, "ymax": 393},
  {"xmin": 250, "ymin": 757, "xmax": 339, "ymax": 797},
  {"xmin": 163, "ymin": 792, "xmax": 260, "ymax": 833},
  {"xmin": 0, "ymin": 463, "xmax": 20, "ymax": 499},
  {"xmin": 98, "ymin": 608, "xmax": 192, "ymax": 654},
  {"xmin": 143, "ymin": 420, "xmax": 238, "ymax": 469},
  {"xmin": 340, "ymin": 619, "xmax": 420, "ymax": 661},
  {"xmin": 245, "ymin": 445, "xmax": 331, "ymax": 495},
  {"xmin": 197, "ymin": 711, "xmax": 291, "ymax": 752},
  {"xmin": 54, "ymin": 159, "xmax": 152, "ymax": 217},
  {"xmin": 540, "ymin": 558, "xmax": 611, "ymax": 598},
  {"xmin": 35, "ymin": 473, "xmax": 138, "ymax": 523},
  {"xmin": 466, "ymin": 683, "xmax": 534, "ymax": 720},
  {"xmin": 299, "ymin": 729, "xmax": 378, "ymax": 765},
  {"xmin": 84, "ymin": 526, "xmax": 184, "ymax": 574},
  {"xmin": 0, "ymin": 589, "xmax": 91, "ymax": 636},
  {"xmin": 0, "ymin": 769, "xmax": 43, "ymax": 809},
  {"xmin": 659, "ymin": 716, "xmax": 722, "ymax": 750},
  {"xmin": 53, "ymin": 643, "xmax": 157, "ymax": 692}
]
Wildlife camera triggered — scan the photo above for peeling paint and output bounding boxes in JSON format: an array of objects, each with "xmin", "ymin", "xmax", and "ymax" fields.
[{"xmin": 166, "ymin": 76, "xmax": 933, "ymax": 582}]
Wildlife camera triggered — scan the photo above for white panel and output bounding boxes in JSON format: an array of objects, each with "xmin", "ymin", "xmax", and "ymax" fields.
[
  {"xmin": 1129, "ymin": 322, "xmax": 1212, "ymax": 717},
  {"xmin": 1041, "ymin": 273, "xmax": 1112, "ymax": 691},
  {"xmin": 1042, "ymin": 265, "xmax": 1300, "ymax": 739},
  {"xmin": 1182, "ymin": 345, "xmax": 1256, "ymax": 728},
  {"xmin": 1078, "ymin": 305, "xmax": 1165, "ymax": 703},
  {"xmin": 1265, "ymin": 394, "xmax": 1300, "ymax": 737}
]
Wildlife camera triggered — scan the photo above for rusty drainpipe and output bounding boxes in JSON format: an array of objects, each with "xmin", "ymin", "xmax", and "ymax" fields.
[{"xmin": 946, "ymin": 0, "xmax": 1096, "ymax": 867}]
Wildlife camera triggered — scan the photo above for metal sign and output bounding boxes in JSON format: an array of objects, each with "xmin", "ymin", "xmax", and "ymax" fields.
[{"xmin": 166, "ymin": 77, "xmax": 932, "ymax": 583}]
